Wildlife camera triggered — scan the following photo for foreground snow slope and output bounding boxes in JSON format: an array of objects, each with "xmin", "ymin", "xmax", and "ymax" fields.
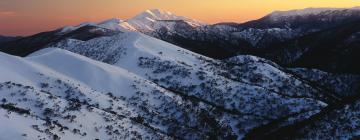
[
  {"xmin": 0, "ymin": 50, "xmax": 170, "ymax": 139},
  {"xmin": 2, "ymin": 49, "xmax": 248, "ymax": 139},
  {"xmin": 0, "ymin": 46, "xmax": 325, "ymax": 139}
]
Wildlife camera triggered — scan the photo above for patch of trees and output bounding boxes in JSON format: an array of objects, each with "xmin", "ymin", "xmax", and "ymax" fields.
[{"xmin": 0, "ymin": 103, "xmax": 30, "ymax": 115}]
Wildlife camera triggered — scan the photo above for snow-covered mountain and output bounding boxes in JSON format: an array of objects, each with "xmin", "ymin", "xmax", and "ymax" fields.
[
  {"xmin": 126, "ymin": 7, "xmax": 360, "ymax": 49},
  {"xmin": 2, "ymin": 7, "xmax": 360, "ymax": 74},
  {"xmin": 59, "ymin": 9, "xmax": 206, "ymax": 35},
  {"xmin": 0, "ymin": 48, "xmax": 174, "ymax": 139},
  {"xmin": 4, "ymin": 7, "xmax": 360, "ymax": 59},
  {"xmin": 229, "ymin": 7, "xmax": 360, "ymax": 47},
  {"xmin": 122, "ymin": 9, "xmax": 206, "ymax": 33},
  {"xmin": 133, "ymin": 7, "xmax": 360, "ymax": 74},
  {"xmin": 1, "ymin": 7, "xmax": 360, "ymax": 139},
  {"xmin": 52, "ymin": 31, "xmax": 335, "ymax": 102},
  {"xmin": 0, "ymin": 25, "xmax": 120, "ymax": 56},
  {"xmin": 2, "ymin": 30, "xmax": 345, "ymax": 139},
  {"xmin": 91, "ymin": 7, "xmax": 360, "ymax": 60}
]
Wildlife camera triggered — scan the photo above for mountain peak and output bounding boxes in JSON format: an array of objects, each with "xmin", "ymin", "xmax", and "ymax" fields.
[
  {"xmin": 132, "ymin": 9, "xmax": 183, "ymax": 21},
  {"xmin": 59, "ymin": 9, "xmax": 206, "ymax": 34},
  {"xmin": 124, "ymin": 9, "xmax": 206, "ymax": 32}
]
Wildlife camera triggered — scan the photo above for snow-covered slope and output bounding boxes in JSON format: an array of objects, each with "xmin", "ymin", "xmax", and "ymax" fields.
[
  {"xmin": 46, "ymin": 31, "xmax": 335, "ymax": 138},
  {"xmin": 2, "ymin": 28, "xmax": 358, "ymax": 139},
  {"xmin": 0, "ymin": 43, "xmax": 325, "ymax": 139},
  {"xmin": 0, "ymin": 50, "xmax": 171, "ymax": 139},
  {"xmin": 54, "ymin": 31, "xmax": 331, "ymax": 101},
  {"xmin": 2, "ymin": 48, "xmax": 263, "ymax": 139},
  {"xmin": 13, "ymin": 7, "xmax": 360, "ymax": 61},
  {"xmin": 3, "ymin": 7, "xmax": 360, "ymax": 139}
]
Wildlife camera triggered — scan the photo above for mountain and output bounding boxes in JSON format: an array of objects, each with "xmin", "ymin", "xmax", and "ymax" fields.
[
  {"xmin": 290, "ymin": 95, "xmax": 360, "ymax": 139},
  {"xmin": 120, "ymin": 9, "xmax": 206, "ymax": 33},
  {"xmin": 241, "ymin": 7, "xmax": 360, "ymax": 29},
  {"xmin": 146, "ymin": 7, "xmax": 359, "ymax": 46},
  {"xmin": 2, "ymin": 7, "xmax": 360, "ymax": 75},
  {"xmin": 289, "ymin": 68, "xmax": 360, "ymax": 97},
  {"xmin": 0, "ymin": 35, "xmax": 21, "ymax": 43},
  {"xmin": 114, "ymin": 7, "xmax": 360, "ymax": 62},
  {"xmin": 59, "ymin": 9, "xmax": 238, "ymax": 59},
  {"xmin": 3, "ymin": 30, "xmax": 351, "ymax": 139},
  {"xmin": 261, "ymin": 19, "xmax": 360, "ymax": 74},
  {"xmin": 181, "ymin": 7, "xmax": 360, "ymax": 49},
  {"xmin": 244, "ymin": 87, "xmax": 360, "ymax": 140},
  {"xmin": 231, "ymin": 7, "xmax": 360, "ymax": 46},
  {"xmin": 1, "ymin": 7, "xmax": 360, "ymax": 139},
  {"xmin": 132, "ymin": 7, "xmax": 360, "ymax": 74},
  {"xmin": 0, "ymin": 48, "xmax": 173, "ymax": 139},
  {"xmin": 60, "ymin": 9, "xmax": 205, "ymax": 34},
  {"xmin": 0, "ymin": 9, "xmax": 205, "ymax": 57},
  {"xmin": 51, "ymin": 31, "xmax": 331, "ymax": 99},
  {"xmin": 0, "ymin": 25, "xmax": 120, "ymax": 56},
  {"xmin": 49, "ymin": 31, "xmax": 360, "ymax": 139}
]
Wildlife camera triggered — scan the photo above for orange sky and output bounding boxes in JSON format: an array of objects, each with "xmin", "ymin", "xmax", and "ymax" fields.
[{"xmin": 1, "ymin": 0, "xmax": 360, "ymax": 36}]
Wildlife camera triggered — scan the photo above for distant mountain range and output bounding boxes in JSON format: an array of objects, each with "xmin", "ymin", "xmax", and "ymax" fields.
[{"xmin": 2, "ymin": 8, "xmax": 360, "ymax": 74}]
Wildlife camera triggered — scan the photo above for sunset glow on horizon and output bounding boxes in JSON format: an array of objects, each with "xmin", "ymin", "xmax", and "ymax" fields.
[{"xmin": 1, "ymin": 0, "xmax": 360, "ymax": 36}]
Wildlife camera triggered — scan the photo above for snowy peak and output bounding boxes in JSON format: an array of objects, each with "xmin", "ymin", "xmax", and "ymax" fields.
[
  {"xmin": 58, "ymin": 9, "xmax": 206, "ymax": 34},
  {"xmin": 133, "ymin": 9, "xmax": 182, "ymax": 21},
  {"xmin": 126, "ymin": 9, "xmax": 206, "ymax": 32}
]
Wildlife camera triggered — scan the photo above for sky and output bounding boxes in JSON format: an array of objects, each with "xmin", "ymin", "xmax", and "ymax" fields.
[{"xmin": 1, "ymin": 0, "xmax": 360, "ymax": 36}]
